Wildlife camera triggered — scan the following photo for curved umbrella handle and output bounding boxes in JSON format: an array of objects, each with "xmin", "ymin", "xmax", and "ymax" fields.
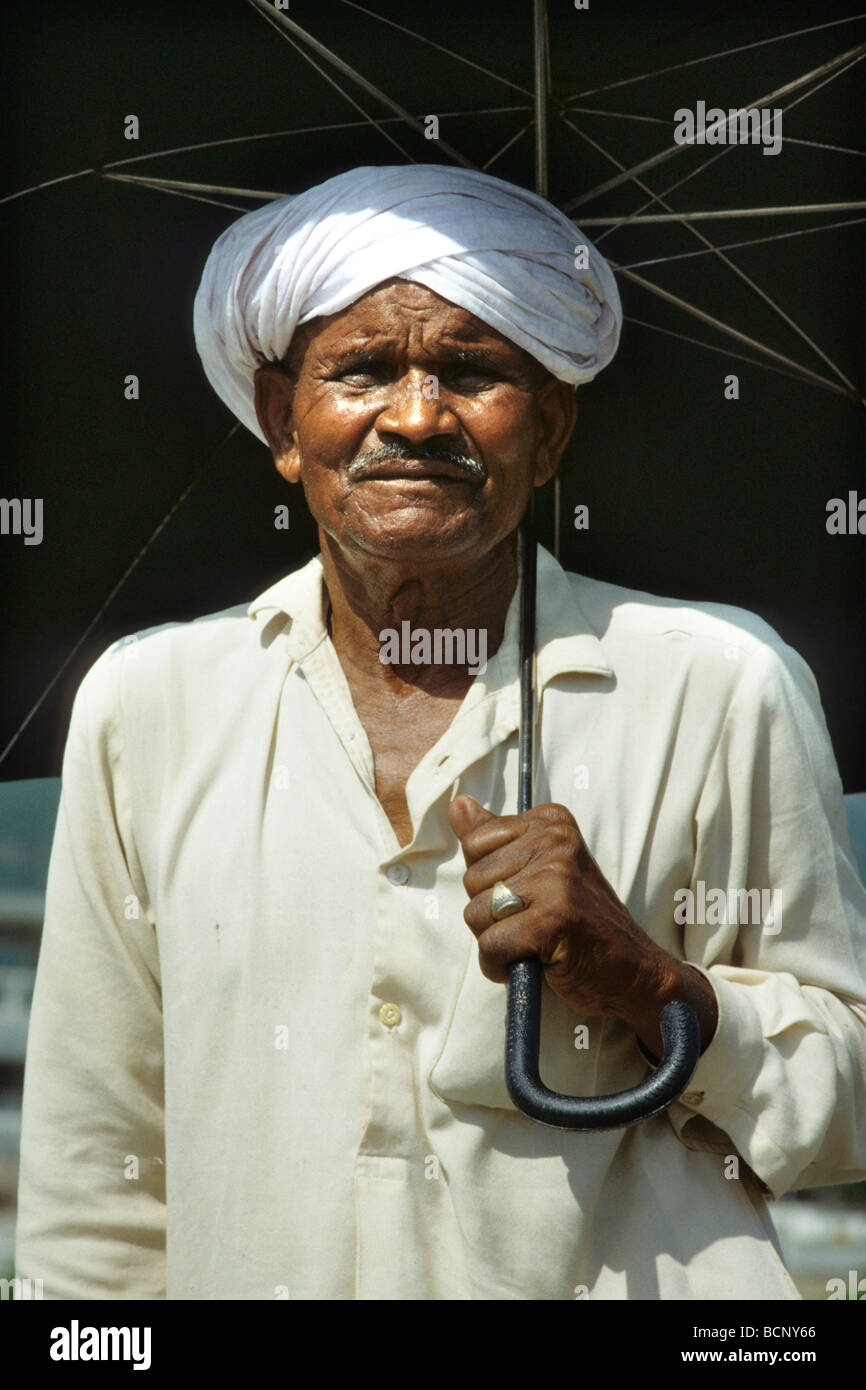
[
  {"xmin": 505, "ymin": 959, "xmax": 701, "ymax": 1131},
  {"xmin": 509, "ymin": 521, "xmax": 701, "ymax": 1129}
]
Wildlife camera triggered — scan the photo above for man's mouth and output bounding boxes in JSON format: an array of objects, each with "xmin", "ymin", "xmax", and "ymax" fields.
[
  {"xmin": 346, "ymin": 445, "xmax": 485, "ymax": 484},
  {"xmin": 354, "ymin": 460, "xmax": 480, "ymax": 482}
]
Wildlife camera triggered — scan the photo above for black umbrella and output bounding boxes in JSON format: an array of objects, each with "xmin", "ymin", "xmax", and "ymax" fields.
[
  {"xmin": 3, "ymin": 0, "xmax": 863, "ymax": 784},
  {"xmin": 3, "ymin": 0, "xmax": 864, "ymax": 1122}
]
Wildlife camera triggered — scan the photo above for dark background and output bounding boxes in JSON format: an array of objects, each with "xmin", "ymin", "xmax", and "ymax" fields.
[{"xmin": 1, "ymin": 0, "xmax": 863, "ymax": 784}]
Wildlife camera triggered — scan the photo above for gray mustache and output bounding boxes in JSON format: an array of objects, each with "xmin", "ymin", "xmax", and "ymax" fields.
[{"xmin": 346, "ymin": 442, "xmax": 485, "ymax": 482}]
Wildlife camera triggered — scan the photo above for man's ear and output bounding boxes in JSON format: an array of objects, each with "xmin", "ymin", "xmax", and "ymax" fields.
[
  {"xmin": 533, "ymin": 378, "xmax": 578, "ymax": 488},
  {"xmin": 254, "ymin": 365, "xmax": 301, "ymax": 484}
]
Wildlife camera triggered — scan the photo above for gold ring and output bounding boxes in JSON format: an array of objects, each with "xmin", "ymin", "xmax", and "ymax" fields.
[{"xmin": 490, "ymin": 881, "xmax": 526, "ymax": 921}]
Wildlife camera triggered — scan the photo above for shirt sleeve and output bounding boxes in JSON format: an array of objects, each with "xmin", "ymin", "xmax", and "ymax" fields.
[
  {"xmin": 15, "ymin": 642, "xmax": 166, "ymax": 1298},
  {"xmin": 665, "ymin": 635, "xmax": 866, "ymax": 1199}
]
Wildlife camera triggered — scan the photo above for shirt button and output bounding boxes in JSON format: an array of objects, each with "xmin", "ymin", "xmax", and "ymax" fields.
[
  {"xmin": 386, "ymin": 863, "xmax": 409, "ymax": 885},
  {"xmin": 682, "ymin": 1090, "xmax": 705, "ymax": 1106},
  {"xmin": 378, "ymin": 1003, "xmax": 402, "ymax": 1028}
]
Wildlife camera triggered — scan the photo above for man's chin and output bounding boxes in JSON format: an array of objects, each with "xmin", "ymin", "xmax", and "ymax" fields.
[
  {"xmin": 333, "ymin": 518, "xmax": 490, "ymax": 565},
  {"xmin": 365, "ymin": 531, "xmax": 482, "ymax": 563}
]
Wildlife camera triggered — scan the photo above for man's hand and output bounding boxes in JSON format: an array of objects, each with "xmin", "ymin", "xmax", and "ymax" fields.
[{"xmin": 448, "ymin": 794, "xmax": 718, "ymax": 1057}]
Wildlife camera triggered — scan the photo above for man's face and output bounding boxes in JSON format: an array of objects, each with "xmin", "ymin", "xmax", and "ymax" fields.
[{"xmin": 254, "ymin": 279, "xmax": 577, "ymax": 565}]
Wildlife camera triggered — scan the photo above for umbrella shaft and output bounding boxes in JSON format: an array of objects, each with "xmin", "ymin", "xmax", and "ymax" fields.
[{"xmin": 517, "ymin": 518, "xmax": 537, "ymax": 816}]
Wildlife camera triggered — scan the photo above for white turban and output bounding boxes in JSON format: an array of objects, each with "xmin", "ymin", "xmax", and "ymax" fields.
[{"xmin": 193, "ymin": 164, "xmax": 622, "ymax": 443}]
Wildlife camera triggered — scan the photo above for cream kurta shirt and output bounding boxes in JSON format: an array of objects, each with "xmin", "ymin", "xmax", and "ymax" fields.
[{"xmin": 16, "ymin": 545, "xmax": 866, "ymax": 1300}]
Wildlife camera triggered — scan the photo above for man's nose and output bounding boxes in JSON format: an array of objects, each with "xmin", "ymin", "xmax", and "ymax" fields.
[{"xmin": 375, "ymin": 369, "xmax": 459, "ymax": 443}]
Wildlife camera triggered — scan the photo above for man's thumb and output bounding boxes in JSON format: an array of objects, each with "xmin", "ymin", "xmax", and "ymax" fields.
[{"xmin": 448, "ymin": 793, "xmax": 495, "ymax": 839}]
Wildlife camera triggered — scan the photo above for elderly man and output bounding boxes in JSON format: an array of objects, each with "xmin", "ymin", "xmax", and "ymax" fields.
[{"xmin": 16, "ymin": 165, "xmax": 866, "ymax": 1301}]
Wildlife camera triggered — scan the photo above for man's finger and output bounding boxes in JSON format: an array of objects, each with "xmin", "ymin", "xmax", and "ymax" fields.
[
  {"xmin": 447, "ymin": 795, "xmax": 495, "ymax": 853},
  {"xmin": 463, "ymin": 874, "xmax": 532, "ymax": 937},
  {"xmin": 463, "ymin": 837, "xmax": 540, "ymax": 899},
  {"xmin": 449, "ymin": 795, "xmax": 525, "ymax": 867}
]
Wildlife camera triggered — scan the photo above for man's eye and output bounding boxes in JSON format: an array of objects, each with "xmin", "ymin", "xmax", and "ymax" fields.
[
  {"xmin": 440, "ymin": 366, "xmax": 498, "ymax": 389},
  {"xmin": 336, "ymin": 362, "xmax": 391, "ymax": 382},
  {"xmin": 330, "ymin": 362, "xmax": 501, "ymax": 388}
]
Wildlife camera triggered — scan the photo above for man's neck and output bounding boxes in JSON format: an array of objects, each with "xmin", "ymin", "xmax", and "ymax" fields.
[{"xmin": 319, "ymin": 530, "xmax": 519, "ymax": 697}]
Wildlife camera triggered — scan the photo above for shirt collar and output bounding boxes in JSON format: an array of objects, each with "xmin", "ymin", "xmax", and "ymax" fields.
[{"xmin": 247, "ymin": 542, "xmax": 614, "ymax": 686}]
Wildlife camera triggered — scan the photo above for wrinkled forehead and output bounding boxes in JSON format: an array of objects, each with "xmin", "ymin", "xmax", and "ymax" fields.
[{"xmin": 283, "ymin": 277, "xmax": 549, "ymax": 380}]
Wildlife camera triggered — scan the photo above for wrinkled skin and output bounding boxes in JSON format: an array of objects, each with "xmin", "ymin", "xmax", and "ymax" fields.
[{"xmin": 255, "ymin": 278, "xmax": 718, "ymax": 1058}]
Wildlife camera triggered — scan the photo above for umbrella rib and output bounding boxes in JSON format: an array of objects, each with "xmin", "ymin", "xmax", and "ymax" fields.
[
  {"xmin": 612, "ymin": 262, "xmax": 859, "ymax": 399},
  {"xmin": 554, "ymin": 110, "xmax": 866, "ymax": 162},
  {"xmin": 575, "ymin": 124, "xmax": 732, "ymax": 248},
  {"xmin": 245, "ymin": 0, "xmax": 477, "ymax": 170},
  {"xmin": 564, "ymin": 11, "xmax": 866, "ymax": 101},
  {"xmin": 102, "ymin": 122, "xmax": 394, "ymax": 169},
  {"xmin": 247, "ymin": 7, "xmax": 417, "ymax": 165},
  {"xmin": 335, "ymin": 0, "xmax": 534, "ymax": 98},
  {"xmin": 481, "ymin": 121, "xmax": 533, "ymax": 173},
  {"xmin": 562, "ymin": 40, "xmax": 866, "ymax": 213},
  {"xmin": 102, "ymin": 122, "xmax": 393, "ymax": 170},
  {"xmin": 624, "ymin": 317, "xmax": 855, "ymax": 397},
  {"xmin": 101, "ymin": 174, "xmax": 252, "ymax": 214},
  {"xmin": 0, "ymin": 167, "xmax": 95, "ymax": 208},
  {"xmin": 246, "ymin": 3, "xmax": 421, "ymax": 165},
  {"xmin": 579, "ymin": 202, "xmax": 866, "ymax": 224},
  {"xmin": 102, "ymin": 173, "xmax": 283, "ymax": 201},
  {"xmin": 561, "ymin": 85, "xmax": 863, "ymax": 396},
  {"xmin": 0, "ymin": 426, "xmax": 241, "ymax": 774},
  {"xmin": 786, "ymin": 135, "xmax": 866, "ymax": 158},
  {"xmin": 569, "ymin": 107, "xmax": 667, "ymax": 126},
  {"xmin": 619, "ymin": 215, "xmax": 866, "ymax": 269}
]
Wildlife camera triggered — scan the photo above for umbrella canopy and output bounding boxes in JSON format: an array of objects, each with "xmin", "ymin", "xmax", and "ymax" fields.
[{"xmin": 2, "ymin": 0, "xmax": 864, "ymax": 783}]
